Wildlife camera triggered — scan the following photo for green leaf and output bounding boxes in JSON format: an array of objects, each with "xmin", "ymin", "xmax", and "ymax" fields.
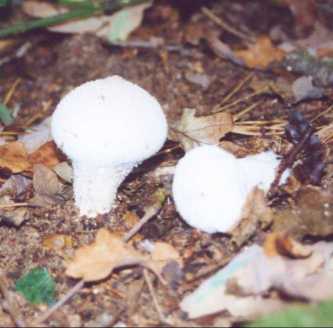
[
  {"xmin": 57, "ymin": 0, "xmax": 95, "ymax": 9},
  {"xmin": 15, "ymin": 267, "xmax": 56, "ymax": 305},
  {"xmin": 247, "ymin": 299, "xmax": 333, "ymax": 327},
  {"xmin": 0, "ymin": 0, "xmax": 10, "ymax": 8},
  {"xmin": 0, "ymin": 103, "xmax": 14, "ymax": 126}
]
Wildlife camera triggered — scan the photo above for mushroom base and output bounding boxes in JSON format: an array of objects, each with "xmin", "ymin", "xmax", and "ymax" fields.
[{"xmin": 72, "ymin": 162, "xmax": 134, "ymax": 218}]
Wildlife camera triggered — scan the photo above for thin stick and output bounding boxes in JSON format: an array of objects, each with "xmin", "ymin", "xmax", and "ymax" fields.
[
  {"xmin": 202, "ymin": 7, "xmax": 254, "ymax": 42},
  {"xmin": 0, "ymin": 273, "xmax": 26, "ymax": 327},
  {"xmin": 4, "ymin": 79, "xmax": 21, "ymax": 106},
  {"xmin": 143, "ymin": 269, "xmax": 169, "ymax": 325},
  {"xmin": 123, "ymin": 201, "xmax": 164, "ymax": 242},
  {"xmin": 0, "ymin": 203, "xmax": 29, "ymax": 209},
  {"xmin": 268, "ymin": 127, "xmax": 314, "ymax": 197},
  {"xmin": 221, "ymin": 73, "xmax": 254, "ymax": 105},
  {"xmin": 33, "ymin": 279, "xmax": 84, "ymax": 326}
]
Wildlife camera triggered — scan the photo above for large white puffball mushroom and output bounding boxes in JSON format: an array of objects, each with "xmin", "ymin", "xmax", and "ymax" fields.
[
  {"xmin": 172, "ymin": 145, "xmax": 247, "ymax": 233},
  {"xmin": 51, "ymin": 76, "xmax": 168, "ymax": 218},
  {"xmin": 172, "ymin": 145, "xmax": 286, "ymax": 233}
]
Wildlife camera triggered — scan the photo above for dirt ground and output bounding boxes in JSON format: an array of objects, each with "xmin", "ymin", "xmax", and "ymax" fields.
[{"xmin": 1, "ymin": 0, "xmax": 333, "ymax": 327}]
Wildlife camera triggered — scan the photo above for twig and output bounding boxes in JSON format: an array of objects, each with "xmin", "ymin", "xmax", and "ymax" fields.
[
  {"xmin": 33, "ymin": 279, "xmax": 84, "ymax": 326},
  {"xmin": 0, "ymin": 272, "xmax": 26, "ymax": 327},
  {"xmin": 202, "ymin": 7, "xmax": 254, "ymax": 42},
  {"xmin": 0, "ymin": 203, "xmax": 29, "ymax": 209},
  {"xmin": 4, "ymin": 79, "xmax": 21, "ymax": 106},
  {"xmin": 268, "ymin": 127, "xmax": 314, "ymax": 197},
  {"xmin": 143, "ymin": 269, "xmax": 170, "ymax": 325},
  {"xmin": 123, "ymin": 201, "xmax": 165, "ymax": 242}
]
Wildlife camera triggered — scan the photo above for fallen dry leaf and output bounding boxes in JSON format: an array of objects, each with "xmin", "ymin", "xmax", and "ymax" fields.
[
  {"xmin": 264, "ymin": 233, "xmax": 312, "ymax": 259},
  {"xmin": 151, "ymin": 242, "xmax": 182, "ymax": 264},
  {"xmin": 30, "ymin": 164, "xmax": 64, "ymax": 207},
  {"xmin": 22, "ymin": 1, "xmax": 67, "ymax": 17},
  {"xmin": 66, "ymin": 229, "xmax": 148, "ymax": 282},
  {"xmin": 53, "ymin": 161, "xmax": 73, "ymax": 183},
  {"xmin": 66, "ymin": 229, "xmax": 182, "ymax": 283},
  {"xmin": 29, "ymin": 141, "xmax": 63, "ymax": 168},
  {"xmin": 0, "ymin": 142, "xmax": 31, "ymax": 173},
  {"xmin": 23, "ymin": 0, "xmax": 152, "ymax": 43},
  {"xmin": 181, "ymin": 245, "xmax": 284, "ymax": 320},
  {"xmin": 235, "ymin": 36, "xmax": 285, "ymax": 69},
  {"xmin": 169, "ymin": 108, "xmax": 234, "ymax": 151},
  {"xmin": 230, "ymin": 241, "xmax": 333, "ymax": 302}
]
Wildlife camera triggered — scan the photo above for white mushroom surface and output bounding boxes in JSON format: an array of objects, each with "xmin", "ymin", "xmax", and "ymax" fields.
[
  {"xmin": 172, "ymin": 145, "xmax": 286, "ymax": 233},
  {"xmin": 52, "ymin": 75, "xmax": 168, "ymax": 217}
]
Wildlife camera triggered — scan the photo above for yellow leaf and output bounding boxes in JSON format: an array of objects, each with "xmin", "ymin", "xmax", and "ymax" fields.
[
  {"xmin": 235, "ymin": 36, "xmax": 285, "ymax": 69},
  {"xmin": 0, "ymin": 141, "xmax": 31, "ymax": 173},
  {"xmin": 66, "ymin": 229, "xmax": 147, "ymax": 282}
]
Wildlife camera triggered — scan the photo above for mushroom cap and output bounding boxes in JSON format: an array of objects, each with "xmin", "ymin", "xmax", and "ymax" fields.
[
  {"xmin": 51, "ymin": 76, "xmax": 168, "ymax": 165},
  {"xmin": 172, "ymin": 145, "xmax": 247, "ymax": 233}
]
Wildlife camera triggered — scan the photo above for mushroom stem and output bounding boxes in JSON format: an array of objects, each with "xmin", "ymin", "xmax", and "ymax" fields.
[{"xmin": 72, "ymin": 162, "xmax": 133, "ymax": 218}]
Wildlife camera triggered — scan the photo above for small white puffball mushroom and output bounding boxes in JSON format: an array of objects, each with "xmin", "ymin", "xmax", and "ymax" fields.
[
  {"xmin": 172, "ymin": 145, "xmax": 288, "ymax": 233},
  {"xmin": 237, "ymin": 151, "xmax": 284, "ymax": 193},
  {"xmin": 172, "ymin": 145, "xmax": 247, "ymax": 233},
  {"xmin": 51, "ymin": 76, "xmax": 168, "ymax": 218}
]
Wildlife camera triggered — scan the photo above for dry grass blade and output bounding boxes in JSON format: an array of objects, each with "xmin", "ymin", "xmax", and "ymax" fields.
[
  {"xmin": 221, "ymin": 72, "xmax": 254, "ymax": 105},
  {"xmin": 202, "ymin": 7, "xmax": 254, "ymax": 42},
  {"xmin": 233, "ymin": 101, "xmax": 261, "ymax": 121},
  {"xmin": 311, "ymin": 104, "xmax": 333, "ymax": 123},
  {"xmin": 213, "ymin": 87, "xmax": 269, "ymax": 113},
  {"xmin": 232, "ymin": 120, "xmax": 285, "ymax": 136},
  {"xmin": 4, "ymin": 79, "xmax": 21, "ymax": 105},
  {"xmin": 0, "ymin": 203, "xmax": 29, "ymax": 209},
  {"xmin": 317, "ymin": 122, "xmax": 333, "ymax": 144}
]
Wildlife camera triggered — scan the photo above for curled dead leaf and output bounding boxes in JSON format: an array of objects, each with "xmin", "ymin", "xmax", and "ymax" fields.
[
  {"xmin": 264, "ymin": 233, "xmax": 312, "ymax": 259},
  {"xmin": 169, "ymin": 108, "xmax": 234, "ymax": 151}
]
